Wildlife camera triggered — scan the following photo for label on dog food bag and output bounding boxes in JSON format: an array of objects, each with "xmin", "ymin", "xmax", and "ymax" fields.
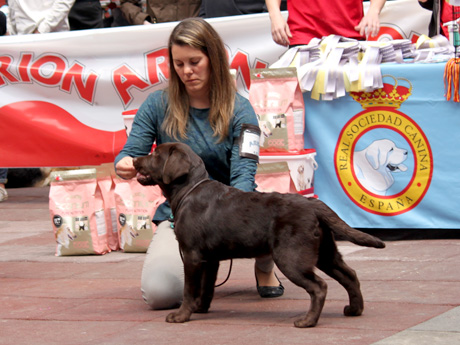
[
  {"xmin": 255, "ymin": 162, "xmax": 296, "ymax": 193},
  {"xmin": 249, "ymin": 67, "xmax": 305, "ymax": 153},
  {"xmin": 113, "ymin": 178, "xmax": 165, "ymax": 253},
  {"xmin": 49, "ymin": 169, "xmax": 109, "ymax": 256}
]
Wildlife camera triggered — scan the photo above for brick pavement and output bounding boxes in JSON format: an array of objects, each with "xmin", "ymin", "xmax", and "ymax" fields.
[{"xmin": 1, "ymin": 187, "xmax": 459, "ymax": 345}]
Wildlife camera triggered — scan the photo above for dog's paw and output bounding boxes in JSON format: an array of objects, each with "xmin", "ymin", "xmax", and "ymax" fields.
[
  {"xmin": 165, "ymin": 311, "xmax": 190, "ymax": 323},
  {"xmin": 344, "ymin": 305, "xmax": 363, "ymax": 317},
  {"xmin": 294, "ymin": 317, "xmax": 318, "ymax": 328}
]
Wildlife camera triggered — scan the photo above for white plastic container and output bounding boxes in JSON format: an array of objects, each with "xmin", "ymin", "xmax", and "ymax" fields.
[{"xmin": 258, "ymin": 149, "xmax": 318, "ymax": 197}]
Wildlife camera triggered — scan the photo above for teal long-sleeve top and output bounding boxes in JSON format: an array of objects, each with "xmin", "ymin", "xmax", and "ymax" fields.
[{"xmin": 114, "ymin": 89, "xmax": 259, "ymax": 223}]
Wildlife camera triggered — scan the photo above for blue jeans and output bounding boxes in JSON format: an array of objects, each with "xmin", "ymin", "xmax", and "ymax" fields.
[{"xmin": 0, "ymin": 168, "xmax": 7, "ymax": 184}]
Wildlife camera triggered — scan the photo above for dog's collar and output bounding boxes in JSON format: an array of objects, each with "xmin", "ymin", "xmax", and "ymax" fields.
[{"xmin": 173, "ymin": 179, "xmax": 208, "ymax": 217}]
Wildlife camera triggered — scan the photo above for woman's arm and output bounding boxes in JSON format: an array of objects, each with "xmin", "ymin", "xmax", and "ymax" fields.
[
  {"xmin": 265, "ymin": 0, "xmax": 291, "ymax": 47},
  {"xmin": 115, "ymin": 93, "xmax": 161, "ymax": 178},
  {"xmin": 120, "ymin": 0, "xmax": 151, "ymax": 25},
  {"xmin": 36, "ymin": 0, "xmax": 76, "ymax": 33}
]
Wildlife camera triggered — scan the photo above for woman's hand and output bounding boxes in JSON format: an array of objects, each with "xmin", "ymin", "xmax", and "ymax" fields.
[
  {"xmin": 355, "ymin": 0, "xmax": 386, "ymax": 38},
  {"xmin": 266, "ymin": 0, "xmax": 291, "ymax": 47},
  {"xmin": 355, "ymin": 10, "xmax": 381, "ymax": 38},
  {"xmin": 115, "ymin": 156, "xmax": 137, "ymax": 179},
  {"xmin": 270, "ymin": 14, "xmax": 292, "ymax": 47}
]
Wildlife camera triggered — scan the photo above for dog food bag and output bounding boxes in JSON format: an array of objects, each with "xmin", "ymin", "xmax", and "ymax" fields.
[
  {"xmin": 255, "ymin": 162, "xmax": 296, "ymax": 194},
  {"xmin": 249, "ymin": 67, "xmax": 305, "ymax": 153},
  {"xmin": 113, "ymin": 177, "xmax": 165, "ymax": 253},
  {"xmin": 96, "ymin": 164, "xmax": 119, "ymax": 251},
  {"xmin": 49, "ymin": 169, "xmax": 109, "ymax": 256}
]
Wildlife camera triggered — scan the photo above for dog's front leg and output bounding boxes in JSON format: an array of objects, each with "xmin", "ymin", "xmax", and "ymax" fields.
[
  {"xmin": 196, "ymin": 260, "xmax": 219, "ymax": 313},
  {"xmin": 166, "ymin": 256, "xmax": 203, "ymax": 323}
]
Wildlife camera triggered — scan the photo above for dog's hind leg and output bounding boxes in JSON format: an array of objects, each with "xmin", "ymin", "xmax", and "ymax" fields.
[
  {"xmin": 196, "ymin": 260, "xmax": 219, "ymax": 313},
  {"xmin": 274, "ymin": 254, "xmax": 327, "ymax": 328},
  {"xmin": 316, "ymin": 235, "xmax": 364, "ymax": 317}
]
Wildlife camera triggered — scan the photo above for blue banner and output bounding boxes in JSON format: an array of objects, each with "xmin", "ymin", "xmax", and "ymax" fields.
[{"xmin": 304, "ymin": 61, "xmax": 460, "ymax": 229}]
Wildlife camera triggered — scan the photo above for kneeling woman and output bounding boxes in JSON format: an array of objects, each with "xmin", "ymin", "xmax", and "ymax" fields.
[{"xmin": 115, "ymin": 17, "xmax": 283, "ymax": 309}]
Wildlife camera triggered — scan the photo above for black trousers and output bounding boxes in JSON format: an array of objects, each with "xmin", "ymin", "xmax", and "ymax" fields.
[{"xmin": 69, "ymin": 0, "xmax": 104, "ymax": 30}]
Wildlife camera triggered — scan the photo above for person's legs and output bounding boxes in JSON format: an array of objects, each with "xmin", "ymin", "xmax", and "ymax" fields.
[
  {"xmin": 141, "ymin": 220, "xmax": 184, "ymax": 309},
  {"xmin": 0, "ymin": 168, "xmax": 7, "ymax": 183},
  {"xmin": 254, "ymin": 255, "xmax": 284, "ymax": 297},
  {"xmin": 254, "ymin": 254, "xmax": 284, "ymax": 297},
  {"xmin": 68, "ymin": 1, "xmax": 104, "ymax": 30},
  {"xmin": 0, "ymin": 168, "xmax": 8, "ymax": 202},
  {"xmin": 255, "ymin": 254, "xmax": 274, "ymax": 274}
]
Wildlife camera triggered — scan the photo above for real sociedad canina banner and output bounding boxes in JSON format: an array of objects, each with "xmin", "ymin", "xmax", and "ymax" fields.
[{"xmin": 304, "ymin": 61, "xmax": 460, "ymax": 229}]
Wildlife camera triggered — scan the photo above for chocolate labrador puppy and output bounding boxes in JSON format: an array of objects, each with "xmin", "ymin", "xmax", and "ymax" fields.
[{"xmin": 133, "ymin": 142, "xmax": 385, "ymax": 328}]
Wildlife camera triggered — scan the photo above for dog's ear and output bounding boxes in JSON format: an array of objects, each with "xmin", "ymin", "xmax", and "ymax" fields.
[
  {"xmin": 162, "ymin": 146, "xmax": 192, "ymax": 184},
  {"xmin": 365, "ymin": 148, "xmax": 379, "ymax": 170},
  {"xmin": 365, "ymin": 144, "xmax": 386, "ymax": 170}
]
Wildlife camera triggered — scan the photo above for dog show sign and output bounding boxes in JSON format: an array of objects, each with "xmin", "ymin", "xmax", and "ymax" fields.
[
  {"xmin": 0, "ymin": 14, "xmax": 286, "ymax": 167},
  {"xmin": 335, "ymin": 76, "xmax": 433, "ymax": 216}
]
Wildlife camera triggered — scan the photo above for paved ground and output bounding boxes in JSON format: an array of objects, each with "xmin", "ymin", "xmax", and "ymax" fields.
[{"xmin": 1, "ymin": 186, "xmax": 459, "ymax": 345}]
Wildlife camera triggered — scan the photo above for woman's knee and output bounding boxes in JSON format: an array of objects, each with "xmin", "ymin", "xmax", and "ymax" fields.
[
  {"xmin": 141, "ymin": 221, "xmax": 184, "ymax": 310},
  {"xmin": 141, "ymin": 270, "xmax": 183, "ymax": 310}
]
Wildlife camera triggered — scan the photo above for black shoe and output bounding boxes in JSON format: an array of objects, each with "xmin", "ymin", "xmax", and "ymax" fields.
[{"xmin": 255, "ymin": 271, "xmax": 284, "ymax": 298}]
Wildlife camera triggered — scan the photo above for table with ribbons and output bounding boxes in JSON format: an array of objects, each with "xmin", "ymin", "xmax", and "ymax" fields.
[{"xmin": 276, "ymin": 35, "xmax": 460, "ymax": 229}]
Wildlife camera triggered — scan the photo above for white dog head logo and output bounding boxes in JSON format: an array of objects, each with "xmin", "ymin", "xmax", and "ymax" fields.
[{"xmin": 353, "ymin": 139, "xmax": 408, "ymax": 195}]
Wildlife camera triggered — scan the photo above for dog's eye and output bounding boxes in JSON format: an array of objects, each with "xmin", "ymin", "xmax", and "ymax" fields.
[{"xmin": 389, "ymin": 148, "xmax": 394, "ymax": 152}]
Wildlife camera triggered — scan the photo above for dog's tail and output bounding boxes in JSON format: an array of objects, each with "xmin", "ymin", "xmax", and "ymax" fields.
[{"xmin": 316, "ymin": 201, "xmax": 385, "ymax": 249}]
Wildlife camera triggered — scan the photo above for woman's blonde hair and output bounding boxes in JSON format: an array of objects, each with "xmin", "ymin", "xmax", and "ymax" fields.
[{"xmin": 162, "ymin": 17, "xmax": 236, "ymax": 142}]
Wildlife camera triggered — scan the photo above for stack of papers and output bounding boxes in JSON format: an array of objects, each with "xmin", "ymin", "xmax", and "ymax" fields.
[
  {"xmin": 270, "ymin": 39, "xmax": 321, "ymax": 69},
  {"xmin": 413, "ymin": 35, "xmax": 455, "ymax": 62},
  {"xmin": 298, "ymin": 35, "xmax": 379, "ymax": 100},
  {"xmin": 360, "ymin": 41, "xmax": 396, "ymax": 62},
  {"xmin": 392, "ymin": 39, "xmax": 415, "ymax": 60},
  {"xmin": 359, "ymin": 39, "xmax": 414, "ymax": 64}
]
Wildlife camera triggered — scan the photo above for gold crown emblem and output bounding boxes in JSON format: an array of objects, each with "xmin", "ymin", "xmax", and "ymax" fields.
[{"xmin": 350, "ymin": 75, "xmax": 412, "ymax": 109}]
